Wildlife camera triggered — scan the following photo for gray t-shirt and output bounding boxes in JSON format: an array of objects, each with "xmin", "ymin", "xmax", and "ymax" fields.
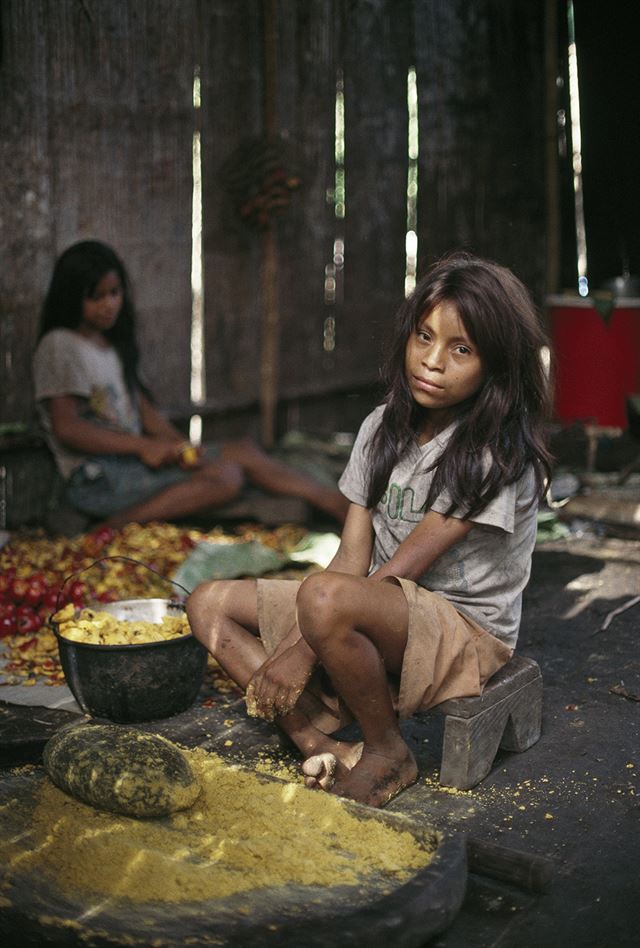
[
  {"xmin": 33, "ymin": 328, "xmax": 142, "ymax": 480},
  {"xmin": 338, "ymin": 405, "xmax": 539, "ymax": 647}
]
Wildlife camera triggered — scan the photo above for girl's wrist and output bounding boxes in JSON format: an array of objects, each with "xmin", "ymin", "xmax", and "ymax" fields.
[
  {"xmin": 134, "ymin": 434, "xmax": 153, "ymax": 456},
  {"xmin": 293, "ymin": 636, "xmax": 318, "ymax": 667}
]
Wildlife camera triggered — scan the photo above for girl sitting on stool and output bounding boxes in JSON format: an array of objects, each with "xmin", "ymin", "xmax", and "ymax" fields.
[{"xmin": 187, "ymin": 252, "xmax": 553, "ymax": 807}]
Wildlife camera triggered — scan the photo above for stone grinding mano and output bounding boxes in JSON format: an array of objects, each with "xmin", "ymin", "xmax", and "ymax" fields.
[{"xmin": 43, "ymin": 724, "xmax": 201, "ymax": 818}]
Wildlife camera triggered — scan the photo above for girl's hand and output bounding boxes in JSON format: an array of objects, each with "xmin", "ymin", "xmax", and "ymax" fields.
[
  {"xmin": 245, "ymin": 641, "xmax": 316, "ymax": 722},
  {"xmin": 178, "ymin": 442, "xmax": 203, "ymax": 469},
  {"xmin": 138, "ymin": 438, "xmax": 182, "ymax": 469}
]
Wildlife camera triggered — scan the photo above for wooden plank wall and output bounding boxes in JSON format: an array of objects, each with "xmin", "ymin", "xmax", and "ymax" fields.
[
  {"xmin": 414, "ymin": 0, "xmax": 546, "ymax": 299},
  {"xmin": 198, "ymin": 0, "xmax": 263, "ymax": 411},
  {"xmin": 0, "ymin": 0, "xmax": 196, "ymax": 423},
  {"xmin": 0, "ymin": 0, "xmax": 547, "ymax": 431},
  {"xmin": 199, "ymin": 0, "xmax": 413, "ymax": 414}
]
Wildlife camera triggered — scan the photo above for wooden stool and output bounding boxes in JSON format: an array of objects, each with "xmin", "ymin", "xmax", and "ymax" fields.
[{"xmin": 432, "ymin": 654, "xmax": 542, "ymax": 790}]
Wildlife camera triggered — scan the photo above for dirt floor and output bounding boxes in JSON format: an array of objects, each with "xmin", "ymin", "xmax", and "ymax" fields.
[
  {"xmin": 187, "ymin": 532, "xmax": 640, "ymax": 947},
  {"xmin": 407, "ymin": 534, "xmax": 640, "ymax": 947},
  {"xmin": 1, "ymin": 529, "xmax": 639, "ymax": 946}
]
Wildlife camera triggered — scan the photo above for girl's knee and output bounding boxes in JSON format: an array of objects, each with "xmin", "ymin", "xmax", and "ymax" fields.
[
  {"xmin": 230, "ymin": 435, "xmax": 259, "ymax": 453},
  {"xmin": 186, "ymin": 578, "xmax": 257, "ymax": 652},
  {"xmin": 221, "ymin": 437, "xmax": 265, "ymax": 467},
  {"xmin": 221, "ymin": 460, "xmax": 245, "ymax": 497},
  {"xmin": 186, "ymin": 580, "xmax": 229, "ymax": 635},
  {"xmin": 199, "ymin": 459, "xmax": 244, "ymax": 502},
  {"xmin": 296, "ymin": 572, "xmax": 355, "ymax": 635}
]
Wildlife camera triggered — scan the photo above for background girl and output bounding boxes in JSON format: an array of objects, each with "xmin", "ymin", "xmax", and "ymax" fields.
[
  {"xmin": 33, "ymin": 240, "xmax": 348, "ymax": 530},
  {"xmin": 187, "ymin": 252, "xmax": 553, "ymax": 807}
]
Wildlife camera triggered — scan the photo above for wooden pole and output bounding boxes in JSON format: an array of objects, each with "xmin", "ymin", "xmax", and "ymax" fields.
[
  {"xmin": 467, "ymin": 837, "xmax": 553, "ymax": 893},
  {"xmin": 259, "ymin": 0, "xmax": 280, "ymax": 448}
]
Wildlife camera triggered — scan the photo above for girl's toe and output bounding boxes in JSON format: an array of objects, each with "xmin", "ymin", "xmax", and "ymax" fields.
[{"xmin": 302, "ymin": 752, "xmax": 337, "ymax": 789}]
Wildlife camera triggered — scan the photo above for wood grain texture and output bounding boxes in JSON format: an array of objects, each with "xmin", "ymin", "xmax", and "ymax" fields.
[
  {"xmin": 438, "ymin": 664, "xmax": 543, "ymax": 790},
  {"xmin": 414, "ymin": 0, "xmax": 546, "ymax": 301},
  {"xmin": 1, "ymin": 0, "xmax": 195, "ymax": 422},
  {"xmin": 438, "ymin": 655, "xmax": 542, "ymax": 718},
  {"xmin": 2, "ymin": 0, "xmax": 547, "ymax": 431}
]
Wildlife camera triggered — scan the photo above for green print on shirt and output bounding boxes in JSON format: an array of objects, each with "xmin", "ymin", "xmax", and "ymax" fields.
[{"xmin": 381, "ymin": 484, "xmax": 427, "ymax": 523}]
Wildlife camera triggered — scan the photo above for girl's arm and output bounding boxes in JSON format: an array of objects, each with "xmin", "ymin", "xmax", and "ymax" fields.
[
  {"xmin": 324, "ymin": 501, "xmax": 374, "ymax": 574},
  {"xmin": 48, "ymin": 395, "xmax": 182, "ymax": 468},
  {"xmin": 278, "ymin": 507, "xmax": 471, "ymax": 659},
  {"xmin": 263, "ymin": 503, "xmax": 373, "ymax": 657},
  {"xmin": 245, "ymin": 502, "xmax": 373, "ymax": 719},
  {"xmin": 370, "ymin": 509, "xmax": 474, "ymax": 583},
  {"xmin": 138, "ymin": 393, "xmax": 184, "ymax": 442},
  {"xmin": 139, "ymin": 394, "xmax": 204, "ymax": 467},
  {"xmin": 249, "ymin": 508, "xmax": 471, "ymax": 721},
  {"xmin": 256, "ymin": 505, "xmax": 462, "ymax": 674}
]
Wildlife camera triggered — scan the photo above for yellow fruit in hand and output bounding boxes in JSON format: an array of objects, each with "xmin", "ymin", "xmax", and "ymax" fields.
[{"xmin": 180, "ymin": 445, "xmax": 199, "ymax": 467}]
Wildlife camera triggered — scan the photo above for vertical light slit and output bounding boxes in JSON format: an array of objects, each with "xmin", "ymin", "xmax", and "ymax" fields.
[
  {"xmin": 190, "ymin": 66, "xmax": 204, "ymax": 444},
  {"xmin": 567, "ymin": 2, "xmax": 588, "ymax": 297},
  {"xmin": 334, "ymin": 71, "xmax": 346, "ymax": 219},
  {"xmin": 405, "ymin": 66, "xmax": 419, "ymax": 297},
  {"xmin": 324, "ymin": 69, "xmax": 345, "ymax": 352}
]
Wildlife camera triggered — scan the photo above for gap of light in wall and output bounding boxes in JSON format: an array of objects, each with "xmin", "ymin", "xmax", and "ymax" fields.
[
  {"xmin": 405, "ymin": 66, "xmax": 419, "ymax": 297},
  {"xmin": 567, "ymin": 1, "xmax": 588, "ymax": 297},
  {"xmin": 190, "ymin": 65, "xmax": 204, "ymax": 445},
  {"xmin": 334, "ymin": 71, "xmax": 345, "ymax": 220},
  {"xmin": 323, "ymin": 69, "xmax": 346, "ymax": 352}
]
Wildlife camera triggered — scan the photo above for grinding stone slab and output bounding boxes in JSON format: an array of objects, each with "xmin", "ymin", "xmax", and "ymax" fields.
[
  {"xmin": 0, "ymin": 701, "xmax": 82, "ymax": 766},
  {"xmin": 0, "ymin": 765, "xmax": 466, "ymax": 948}
]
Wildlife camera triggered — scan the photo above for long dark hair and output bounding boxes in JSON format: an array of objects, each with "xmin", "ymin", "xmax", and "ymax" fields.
[
  {"xmin": 367, "ymin": 252, "xmax": 553, "ymax": 516},
  {"xmin": 38, "ymin": 240, "xmax": 145, "ymax": 395}
]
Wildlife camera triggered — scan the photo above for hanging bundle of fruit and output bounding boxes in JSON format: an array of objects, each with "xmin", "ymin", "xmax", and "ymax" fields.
[{"xmin": 219, "ymin": 135, "xmax": 301, "ymax": 230}]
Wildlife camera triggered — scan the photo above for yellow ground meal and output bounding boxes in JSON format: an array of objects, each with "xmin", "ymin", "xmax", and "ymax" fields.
[
  {"xmin": 53, "ymin": 603, "xmax": 190, "ymax": 645},
  {"xmin": 4, "ymin": 750, "xmax": 436, "ymax": 904}
]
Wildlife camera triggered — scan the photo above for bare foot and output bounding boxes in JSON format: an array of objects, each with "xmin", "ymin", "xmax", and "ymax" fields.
[
  {"xmin": 302, "ymin": 740, "xmax": 363, "ymax": 790},
  {"xmin": 302, "ymin": 753, "xmax": 337, "ymax": 790},
  {"xmin": 330, "ymin": 745, "xmax": 418, "ymax": 808},
  {"xmin": 294, "ymin": 690, "xmax": 342, "ymax": 735}
]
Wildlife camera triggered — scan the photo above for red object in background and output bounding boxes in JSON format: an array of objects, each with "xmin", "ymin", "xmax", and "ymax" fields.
[
  {"xmin": 10, "ymin": 577, "xmax": 29, "ymax": 603},
  {"xmin": 0, "ymin": 614, "xmax": 17, "ymax": 637},
  {"xmin": 548, "ymin": 297, "xmax": 640, "ymax": 428}
]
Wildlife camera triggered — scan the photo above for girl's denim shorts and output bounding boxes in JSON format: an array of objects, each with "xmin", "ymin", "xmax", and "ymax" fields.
[{"xmin": 65, "ymin": 452, "xmax": 212, "ymax": 518}]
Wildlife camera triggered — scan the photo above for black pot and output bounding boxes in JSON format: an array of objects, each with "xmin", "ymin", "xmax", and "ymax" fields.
[{"xmin": 52, "ymin": 599, "xmax": 207, "ymax": 723}]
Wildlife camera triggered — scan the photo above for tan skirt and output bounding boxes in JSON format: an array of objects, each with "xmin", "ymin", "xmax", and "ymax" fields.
[{"xmin": 256, "ymin": 577, "xmax": 513, "ymax": 733}]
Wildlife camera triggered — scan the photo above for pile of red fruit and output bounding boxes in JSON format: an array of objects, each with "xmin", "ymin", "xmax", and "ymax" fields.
[
  {"xmin": 0, "ymin": 571, "xmax": 88, "ymax": 639},
  {"xmin": 0, "ymin": 520, "xmax": 306, "ymax": 688}
]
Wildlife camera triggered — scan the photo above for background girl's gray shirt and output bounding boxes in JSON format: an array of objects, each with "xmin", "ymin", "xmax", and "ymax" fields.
[
  {"xmin": 33, "ymin": 329, "xmax": 141, "ymax": 480},
  {"xmin": 338, "ymin": 405, "xmax": 539, "ymax": 648}
]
